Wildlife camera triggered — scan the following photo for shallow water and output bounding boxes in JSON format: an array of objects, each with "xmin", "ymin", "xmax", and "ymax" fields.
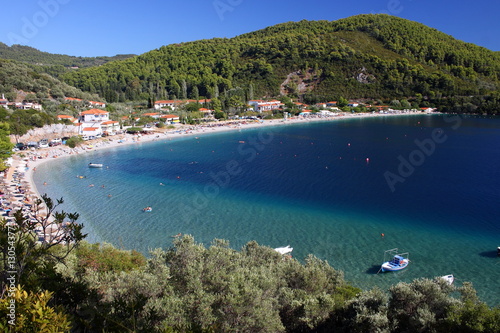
[{"xmin": 34, "ymin": 114, "xmax": 500, "ymax": 305}]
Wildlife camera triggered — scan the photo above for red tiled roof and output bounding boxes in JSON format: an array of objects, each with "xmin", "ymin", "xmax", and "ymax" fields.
[
  {"xmin": 101, "ymin": 120, "xmax": 119, "ymax": 125},
  {"xmin": 83, "ymin": 127, "xmax": 98, "ymax": 132},
  {"xmin": 155, "ymin": 100, "xmax": 183, "ymax": 104},
  {"xmin": 80, "ymin": 109, "xmax": 109, "ymax": 115}
]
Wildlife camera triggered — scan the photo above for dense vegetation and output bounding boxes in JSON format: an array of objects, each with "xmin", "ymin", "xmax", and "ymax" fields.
[
  {"xmin": 1, "ymin": 224, "xmax": 499, "ymax": 332},
  {"xmin": 0, "ymin": 58, "xmax": 103, "ymax": 104},
  {"xmin": 0, "ymin": 42, "xmax": 135, "ymax": 77},
  {"xmin": 60, "ymin": 14, "xmax": 500, "ymax": 113}
]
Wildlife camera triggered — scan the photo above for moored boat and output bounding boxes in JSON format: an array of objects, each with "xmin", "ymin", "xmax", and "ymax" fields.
[
  {"xmin": 143, "ymin": 206, "xmax": 152, "ymax": 212},
  {"xmin": 88, "ymin": 163, "xmax": 103, "ymax": 168},
  {"xmin": 380, "ymin": 248, "xmax": 409, "ymax": 272},
  {"xmin": 274, "ymin": 245, "xmax": 293, "ymax": 255},
  {"xmin": 440, "ymin": 274, "xmax": 454, "ymax": 285}
]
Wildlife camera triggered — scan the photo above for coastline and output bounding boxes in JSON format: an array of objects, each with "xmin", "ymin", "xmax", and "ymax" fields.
[
  {"xmin": 11, "ymin": 111, "xmax": 426, "ymax": 212},
  {"xmin": 8, "ymin": 110, "xmax": 500, "ymax": 307}
]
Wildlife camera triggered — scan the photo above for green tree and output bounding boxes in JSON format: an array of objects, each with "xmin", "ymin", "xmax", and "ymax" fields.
[
  {"xmin": 337, "ymin": 96, "xmax": 349, "ymax": 107},
  {"xmin": 0, "ymin": 122, "xmax": 13, "ymax": 171},
  {"xmin": 65, "ymin": 136, "xmax": 83, "ymax": 148},
  {"xmin": 387, "ymin": 278, "xmax": 457, "ymax": 332},
  {"xmin": 0, "ymin": 286, "xmax": 71, "ymax": 332},
  {"xmin": 0, "ymin": 195, "xmax": 86, "ymax": 292}
]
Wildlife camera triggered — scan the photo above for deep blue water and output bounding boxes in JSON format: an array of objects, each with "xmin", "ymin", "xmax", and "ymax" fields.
[{"xmin": 33, "ymin": 115, "xmax": 500, "ymax": 305}]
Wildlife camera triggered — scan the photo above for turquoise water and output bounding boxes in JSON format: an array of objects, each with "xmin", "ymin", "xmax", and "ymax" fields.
[{"xmin": 33, "ymin": 115, "xmax": 500, "ymax": 305}]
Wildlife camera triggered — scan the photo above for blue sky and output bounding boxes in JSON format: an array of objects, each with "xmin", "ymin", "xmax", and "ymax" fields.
[{"xmin": 2, "ymin": 0, "xmax": 499, "ymax": 57}]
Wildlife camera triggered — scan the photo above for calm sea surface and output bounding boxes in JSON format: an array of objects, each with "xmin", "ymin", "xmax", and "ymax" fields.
[{"xmin": 33, "ymin": 115, "xmax": 500, "ymax": 305}]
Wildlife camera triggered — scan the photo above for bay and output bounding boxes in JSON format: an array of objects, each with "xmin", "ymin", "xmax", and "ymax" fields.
[{"xmin": 33, "ymin": 114, "xmax": 500, "ymax": 305}]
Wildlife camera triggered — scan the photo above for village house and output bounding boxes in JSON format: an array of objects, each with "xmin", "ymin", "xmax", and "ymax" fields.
[
  {"xmin": 198, "ymin": 108, "xmax": 214, "ymax": 119},
  {"xmin": 65, "ymin": 97, "xmax": 83, "ymax": 102},
  {"xmin": 143, "ymin": 112, "xmax": 161, "ymax": 119},
  {"xmin": 0, "ymin": 94, "xmax": 8, "ymax": 106},
  {"xmin": 293, "ymin": 102, "xmax": 308, "ymax": 109},
  {"xmin": 88, "ymin": 100, "xmax": 106, "ymax": 108},
  {"xmin": 57, "ymin": 115, "xmax": 78, "ymax": 123},
  {"xmin": 154, "ymin": 100, "xmax": 183, "ymax": 110},
  {"xmin": 154, "ymin": 99, "xmax": 212, "ymax": 110},
  {"xmin": 247, "ymin": 100, "xmax": 284, "ymax": 113},
  {"xmin": 159, "ymin": 114, "xmax": 180, "ymax": 123},
  {"xmin": 77, "ymin": 108, "xmax": 119, "ymax": 137},
  {"xmin": 15, "ymin": 102, "xmax": 43, "ymax": 110},
  {"xmin": 100, "ymin": 120, "xmax": 120, "ymax": 135}
]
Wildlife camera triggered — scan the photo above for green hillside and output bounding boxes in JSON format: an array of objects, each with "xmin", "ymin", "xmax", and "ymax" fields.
[
  {"xmin": 0, "ymin": 42, "xmax": 135, "ymax": 77},
  {"xmin": 61, "ymin": 14, "xmax": 500, "ymax": 107},
  {"xmin": 0, "ymin": 42, "xmax": 135, "ymax": 68},
  {"xmin": 0, "ymin": 58, "xmax": 104, "ymax": 107}
]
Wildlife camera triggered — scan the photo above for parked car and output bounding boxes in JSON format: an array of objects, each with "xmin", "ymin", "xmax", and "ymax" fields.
[
  {"xmin": 49, "ymin": 138, "xmax": 62, "ymax": 146},
  {"xmin": 38, "ymin": 139, "xmax": 49, "ymax": 148},
  {"xmin": 14, "ymin": 142, "xmax": 26, "ymax": 151},
  {"xmin": 27, "ymin": 142, "xmax": 39, "ymax": 149}
]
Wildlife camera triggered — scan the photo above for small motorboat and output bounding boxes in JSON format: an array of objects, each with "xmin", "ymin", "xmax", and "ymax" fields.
[
  {"xmin": 380, "ymin": 248, "xmax": 409, "ymax": 272},
  {"xmin": 440, "ymin": 274, "xmax": 454, "ymax": 285},
  {"xmin": 274, "ymin": 245, "xmax": 293, "ymax": 255},
  {"xmin": 143, "ymin": 206, "xmax": 152, "ymax": 212},
  {"xmin": 88, "ymin": 163, "xmax": 103, "ymax": 168}
]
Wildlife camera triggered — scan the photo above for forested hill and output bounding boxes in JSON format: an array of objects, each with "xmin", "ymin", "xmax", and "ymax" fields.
[
  {"xmin": 0, "ymin": 58, "xmax": 104, "ymax": 104},
  {"xmin": 61, "ymin": 14, "xmax": 500, "ymax": 104},
  {"xmin": 0, "ymin": 43, "xmax": 135, "ymax": 68}
]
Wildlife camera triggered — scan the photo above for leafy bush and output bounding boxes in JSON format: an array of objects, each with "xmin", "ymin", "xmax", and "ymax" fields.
[{"xmin": 65, "ymin": 136, "xmax": 83, "ymax": 148}]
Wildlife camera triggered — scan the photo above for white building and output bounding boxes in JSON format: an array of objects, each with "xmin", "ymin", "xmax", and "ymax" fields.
[
  {"xmin": 247, "ymin": 100, "xmax": 284, "ymax": 113},
  {"xmin": 78, "ymin": 109, "xmax": 119, "ymax": 136},
  {"xmin": 88, "ymin": 101, "xmax": 106, "ymax": 108},
  {"xmin": 154, "ymin": 100, "xmax": 183, "ymax": 110}
]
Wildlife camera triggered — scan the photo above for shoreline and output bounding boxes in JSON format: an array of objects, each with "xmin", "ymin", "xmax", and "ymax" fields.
[{"xmin": 11, "ymin": 111, "xmax": 427, "ymax": 213}]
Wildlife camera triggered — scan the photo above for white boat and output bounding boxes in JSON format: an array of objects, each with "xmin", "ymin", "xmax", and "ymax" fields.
[
  {"xmin": 380, "ymin": 248, "xmax": 409, "ymax": 272},
  {"xmin": 274, "ymin": 245, "xmax": 293, "ymax": 255},
  {"xmin": 440, "ymin": 274, "xmax": 454, "ymax": 285},
  {"xmin": 88, "ymin": 163, "xmax": 103, "ymax": 168}
]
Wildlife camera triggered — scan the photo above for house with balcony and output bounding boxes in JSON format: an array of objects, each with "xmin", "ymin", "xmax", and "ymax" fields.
[
  {"xmin": 77, "ymin": 108, "xmax": 118, "ymax": 136},
  {"xmin": 247, "ymin": 100, "xmax": 284, "ymax": 113},
  {"xmin": 100, "ymin": 120, "xmax": 120, "ymax": 135}
]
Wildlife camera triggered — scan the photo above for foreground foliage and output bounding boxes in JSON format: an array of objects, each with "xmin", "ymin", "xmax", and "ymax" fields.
[
  {"xmin": 0, "ymin": 233, "xmax": 499, "ymax": 332},
  {"xmin": 0, "ymin": 286, "xmax": 71, "ymax": 332}
]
